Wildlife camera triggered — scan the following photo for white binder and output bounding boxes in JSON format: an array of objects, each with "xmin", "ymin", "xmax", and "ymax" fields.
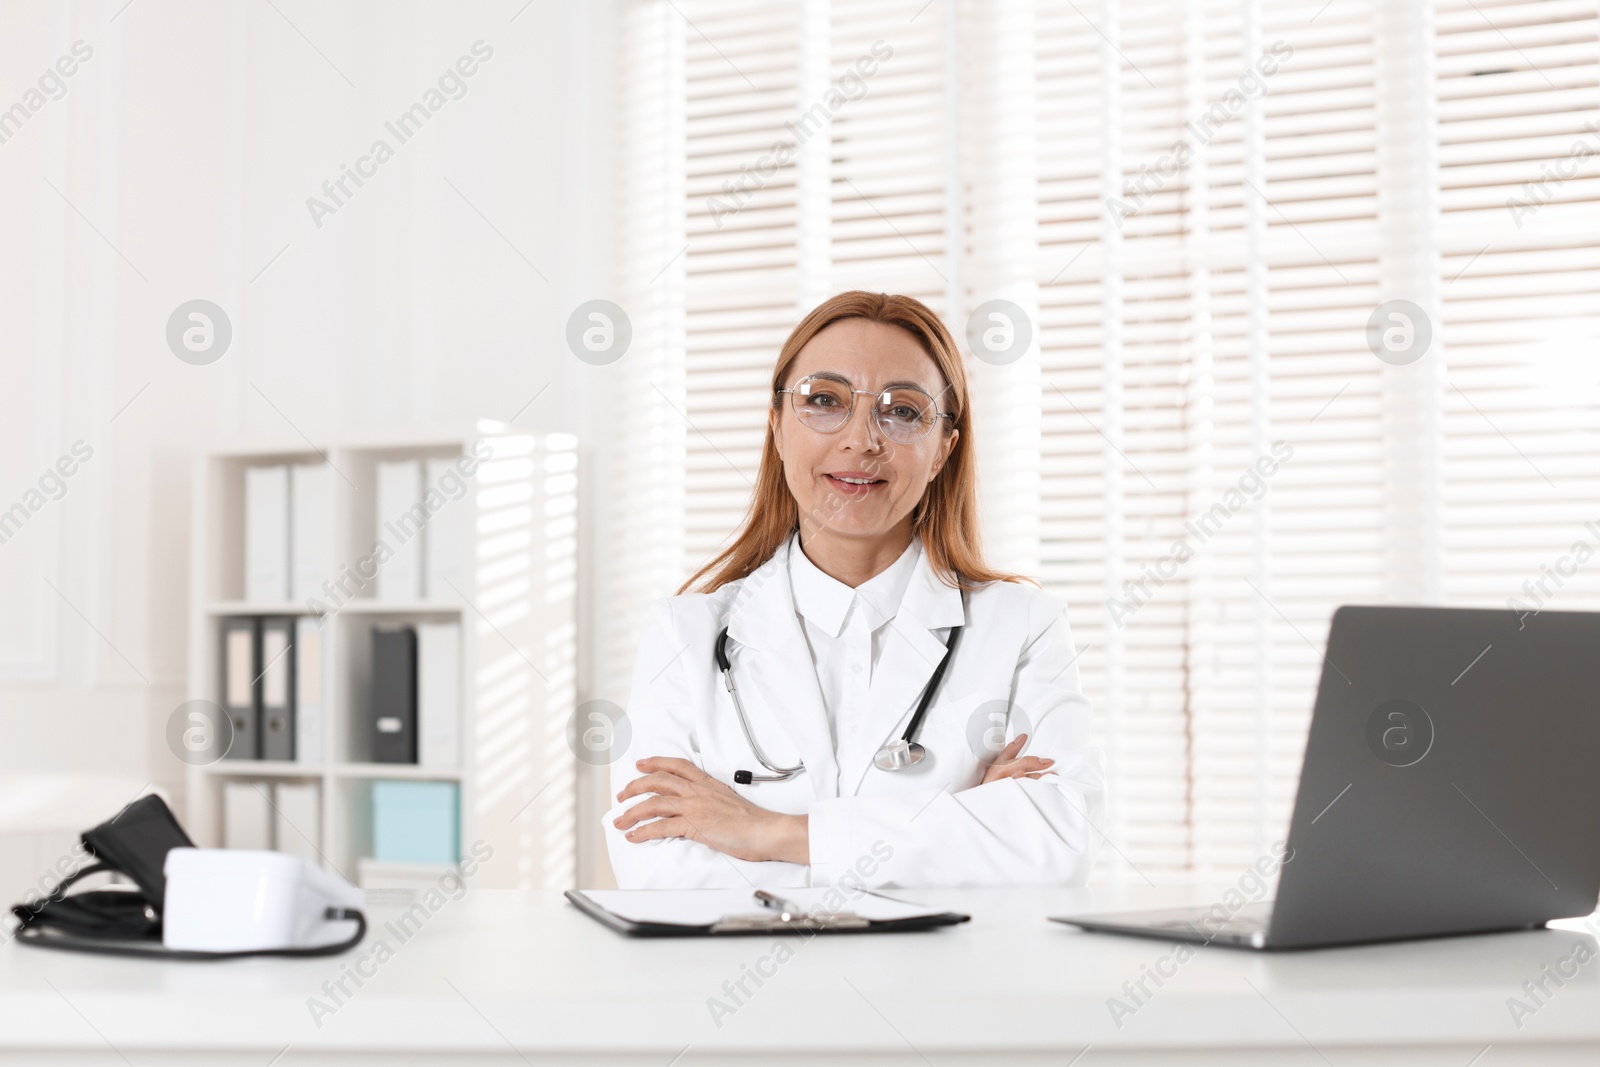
[
  {"xmin": 417, "ymin": 621, "xmax": 461, "ymax": 768},
  {"xmin": 273, "ymin": 781, "xmax": 322, "ymax": 865},
  {"xmin": 375, "ymin": 460, "xmax": 424, "ymax": 601},
  {"xmin": 222, "ymin": 782, "xmax": 273, "ymax": 850},
  {"xmin": 424, "ymin": 457, "xmax": 466, "ymax": 599},
  {"xmin": 244, "ymin": 466, "xmax": 289, "ymax": 603},
  {"xmin": 290, "ymin": 463, "xmax": 331, "ymax": 603},
  {"xmin": 294, "ymin": 616, "xmax": 326, "ymax": 764}
]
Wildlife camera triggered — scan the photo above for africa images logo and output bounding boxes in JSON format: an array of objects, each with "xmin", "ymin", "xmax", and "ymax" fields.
[{"xmin": 1365, "ymin": 699, "xmax": 1433, "ymax": 768}]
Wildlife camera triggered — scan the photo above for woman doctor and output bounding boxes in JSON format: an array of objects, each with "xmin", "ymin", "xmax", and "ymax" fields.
[{"xmin": 605, "ymin": 291, "xmax": 1104, "ymax": 889}]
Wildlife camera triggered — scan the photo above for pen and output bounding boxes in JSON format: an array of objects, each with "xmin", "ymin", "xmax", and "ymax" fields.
[{"xmin": 753, "ymin": 889, "xmax": 807, "ymax": 922}]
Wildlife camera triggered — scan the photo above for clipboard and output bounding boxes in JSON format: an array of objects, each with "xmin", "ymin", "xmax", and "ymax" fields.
[{"xmin": 564, "ymin": 889, "xmax": 971, "ymax": 937}]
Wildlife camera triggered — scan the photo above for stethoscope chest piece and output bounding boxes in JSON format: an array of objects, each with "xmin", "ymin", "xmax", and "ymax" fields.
[{"xmin": 874, "ymin": 738, "xmax": 926, "ymax": 771}]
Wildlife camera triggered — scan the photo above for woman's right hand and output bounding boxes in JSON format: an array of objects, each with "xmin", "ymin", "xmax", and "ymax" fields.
[{"xmin": 979, "ymin": 733, "xmax": 1055, "ymax": 785}]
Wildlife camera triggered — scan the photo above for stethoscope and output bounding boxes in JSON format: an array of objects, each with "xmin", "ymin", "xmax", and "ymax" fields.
[{"xmin": 714, "ymin": 592, "xmax": 966, "ymax": 784}]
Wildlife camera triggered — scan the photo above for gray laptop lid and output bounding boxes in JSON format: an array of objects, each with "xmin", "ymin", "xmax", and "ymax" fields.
[{"xmin": 1267, "ymin": 605, "xmax": 1600, "ymax": 948}]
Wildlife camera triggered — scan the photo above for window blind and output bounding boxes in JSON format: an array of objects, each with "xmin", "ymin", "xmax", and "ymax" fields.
[
  {"xmin": 675, "ymin": 1, "xmax": 955, "ymax": 573},
  {"xmin": 1032, "ymin": 0, "xmax": 1392, "ymax": 880},
  {"xmin": 1433, "ymin": 0, "xmax": 1600, "ymax": 613}
]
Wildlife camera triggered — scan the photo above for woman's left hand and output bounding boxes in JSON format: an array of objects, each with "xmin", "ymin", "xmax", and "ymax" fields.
[
  {"xmin": 979, "ymin": 733, "xmax": 1056, "ymax": 785},
  {"xmin": 614, "ymin": 757, "xmax": 809, "ymax": 865}
]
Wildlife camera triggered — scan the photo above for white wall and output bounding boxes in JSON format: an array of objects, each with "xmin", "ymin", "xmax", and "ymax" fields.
[{"xmin": 0, "ymin": 0, "xmax": 617, "ymax": 887}]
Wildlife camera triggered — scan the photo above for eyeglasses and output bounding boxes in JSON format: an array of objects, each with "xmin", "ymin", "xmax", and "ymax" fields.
[{"xmin": 775, "ymin": 373, "xmax": 954, "ymax": 444}]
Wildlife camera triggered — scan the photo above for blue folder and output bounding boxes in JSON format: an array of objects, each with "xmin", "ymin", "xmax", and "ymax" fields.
[{"xmin": 372, "ymin": 779, "xmax": 459, "ymax": 864}]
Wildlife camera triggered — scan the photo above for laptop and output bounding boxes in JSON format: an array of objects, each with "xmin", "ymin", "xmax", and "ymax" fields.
[{"xmin": 1054, "ymin": 605, "xmax": 1600, "ymax": 950}]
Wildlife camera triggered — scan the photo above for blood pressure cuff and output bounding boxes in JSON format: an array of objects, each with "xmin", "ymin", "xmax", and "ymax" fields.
[{"xmin": 9, "ymin": 793, "xmax": 193, "ymax": 946}]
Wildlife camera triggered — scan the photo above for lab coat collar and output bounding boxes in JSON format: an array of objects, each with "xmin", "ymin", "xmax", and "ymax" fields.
[
  {"xmin": 723, "ymin": 536, "xmax": 801, "ymax": 653},
  {"xmin": 787, "ymin": 537, "xmax": 856, "ymax": 638},
  {"xmin": 788, "ymin": 533, "xmax": 920, "ymax": 638},
  {"xmin": 889, "ymin": 536, "xmax": 967, "ymax": 632}
]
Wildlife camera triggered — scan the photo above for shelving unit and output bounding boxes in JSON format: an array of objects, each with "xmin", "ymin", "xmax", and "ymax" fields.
[{"xmin": 184, "ymin": 425, "xmax": 578, "ymax": 889}]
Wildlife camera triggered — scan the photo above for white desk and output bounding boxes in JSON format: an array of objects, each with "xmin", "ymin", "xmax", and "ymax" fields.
[{"xmin": 3, "ymin": 886, "xmax": 1598, "ymax": 1065}]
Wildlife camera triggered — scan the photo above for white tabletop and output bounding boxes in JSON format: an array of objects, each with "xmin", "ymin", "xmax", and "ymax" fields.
[{"xmin": 3, "ymin": 886, "xmax": 1598, "ymax": 1065}]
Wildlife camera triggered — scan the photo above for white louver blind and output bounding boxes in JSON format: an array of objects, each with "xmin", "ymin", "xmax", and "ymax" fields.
[
  {"xmin": 1035, "ymin": 0, "xmax": 1389, "ymax": 879},
  {"xmin": 829, "ymin": 4, "xmax": 951, "ymax": 310},
  {"xmin": 1035, "ymin": 0, "xmax": 1197, "ymax": 879},
  {"xmin": 675, "ymin": 1, "xmax": 952, "ymax": 575},
  {"xmin": 1433, "ymin": 0, "xmax": 1600, "ymax": 612},
  {"xmin": 682, "ymin": 1, "xmax": 802, "ymax": 570},
  {"xmin": 605, "ymin": 0, "xmax": 687, "ymax": 703},
  {"xmin": 606, "ymin": 0, "xmax": 1600, "ymax": 886},
  {"xmin": 1188, "ymin": 0, "xmax": 1387, "ymax": 878}
]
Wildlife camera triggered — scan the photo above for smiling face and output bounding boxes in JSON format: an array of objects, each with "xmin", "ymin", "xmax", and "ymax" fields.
[{"xmin": 771, "ymin": 317, "xmax": 959, "ymax": 557}]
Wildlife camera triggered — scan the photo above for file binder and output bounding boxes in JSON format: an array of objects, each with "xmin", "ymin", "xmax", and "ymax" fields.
[
  {"xmin": 371, "ymin": 626, "xmax": 418, "ymax": 763},
  {"xmin": 375, "ymin": 461, "xmax": 424, "ymax": 601},
  {"xmin": 565, "ymin": 888, "xmax": 971, "ymax": 938},
  {"xmin": 220, "ymin": 617, "xmax": 260, "ymax": 760},
  {"xmin": 244, "ymin": 466, "xmax": 289, "ymax": 603},
  {"xmin": 273, "ymin": 781, "xmax": 322, "ymax": 864},
  {"xmin": 290, "ymin": 463, "xmax": 332, "ymax": 602},
  {"xmin": 295, "ymin": 616, "xmax": 326, "ymax": 764},
  {"xmin": 372, "ymin": 780, "xmax": 458, "ymax": 863},
  {"xmin": 417, "ymin": 621, "xmax": 460, "ymax": 768},
  {"xmin": 223, "ymin": 781, "xmax": 272, "ymax": 849},
  {"xmin": 260, "ymin": 617, "xmax": 296, "ymax": 761},
  {"xmin": 423, "ymin": 456, "xmax": 464, "ymax": 598}
]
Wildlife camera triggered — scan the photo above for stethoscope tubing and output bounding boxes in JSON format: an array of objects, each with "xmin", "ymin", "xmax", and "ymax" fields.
[
  {"xmin": 897, "ymin": 621, "xmax": 962, "ymax": 748},
  {"xmin": 715, "ymin": 626, "xmax": 805, "ymax": 783},
  {"xmin": 716, "ymin": 591, "xmax": 967, "ymax": 784}
]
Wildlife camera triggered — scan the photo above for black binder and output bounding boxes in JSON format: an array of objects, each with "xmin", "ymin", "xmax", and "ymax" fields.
[
  {"xmin": 260, "ymin": 617, "xmax": 296, "ymax": 761},
  {"xmin": 372, "ymin": 626, "xmax": 418, "ymax": 763},
  {"xmin": 220, "ymin": 617, "xmax": 260, "ymax": 760},
  {"xmin": 564, "ymin": 890, "xmax": 970, "ymax": 938}
]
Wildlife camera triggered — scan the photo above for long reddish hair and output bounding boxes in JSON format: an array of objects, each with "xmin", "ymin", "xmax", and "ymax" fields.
[{"xmin": 679, "ymin": 290, "xmax": 1028, "ymax": 594}]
